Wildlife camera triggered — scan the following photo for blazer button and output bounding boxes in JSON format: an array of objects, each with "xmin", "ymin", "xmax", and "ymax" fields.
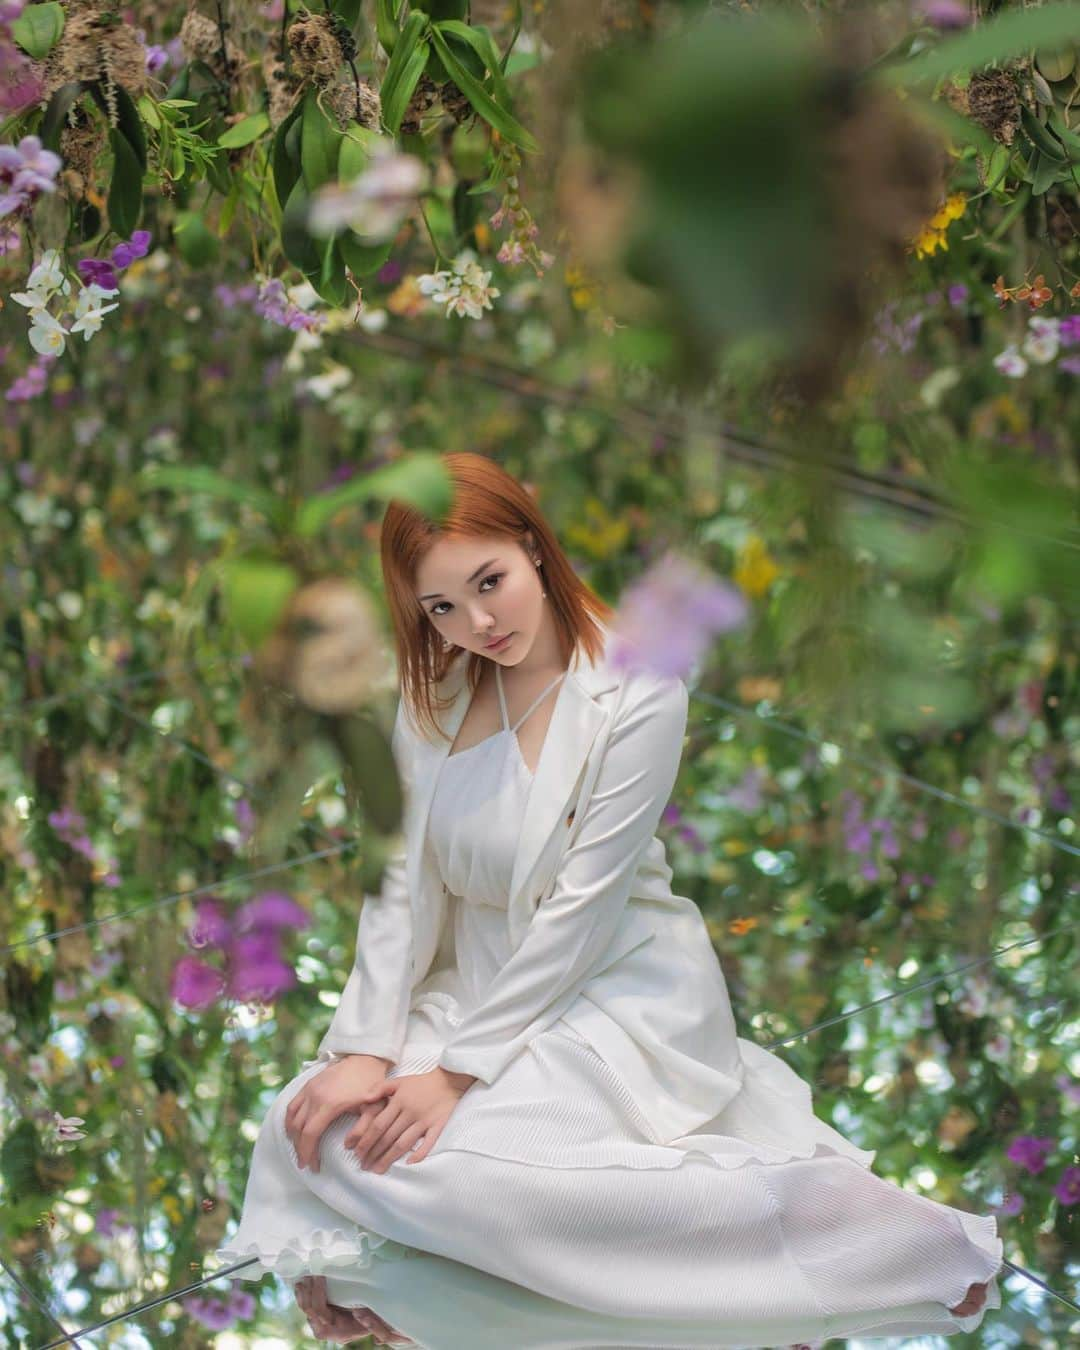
[{"xmin": 566, "ymin": 809, "xmax": 575, "ymax": 826}]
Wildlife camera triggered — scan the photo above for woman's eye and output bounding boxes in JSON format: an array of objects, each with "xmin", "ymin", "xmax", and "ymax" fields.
[{"xmin": 431, "ymin": 573, "xmax": 502, "ymax": 617}]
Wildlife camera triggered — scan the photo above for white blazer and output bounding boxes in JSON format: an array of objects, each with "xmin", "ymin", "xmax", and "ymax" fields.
[{"xmin": 316, "ymin": 621, "xmax": 749, "ymax": 1143}]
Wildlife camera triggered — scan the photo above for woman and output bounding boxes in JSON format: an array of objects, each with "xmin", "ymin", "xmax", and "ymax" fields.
[{"xmin": 217, "ymin": 453, "xmax": 1003, "ymax": 1347}]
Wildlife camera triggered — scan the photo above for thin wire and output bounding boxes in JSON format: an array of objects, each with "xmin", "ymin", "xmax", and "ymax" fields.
[
  {"xmin": 32, "ymin": 1266, "xmax": 240, "ymax": 1347},
  {"xmin": 0, "ymin": 650, "xmax": 227, "ymax": 723},
  {"xmin": 694, "ymin": 689, "xmax": 1080, "ymax": 860},
  {"xmin": 346, "ymin": 326, "xmax": 1080, "ymax": 555},
  {"xmin": 761, "ymin": 914, "xmax": 1080, "ymax": 1052},
  {"xmin": 0, "ymin": 1254, "xmax": 85, "ymax": 1346},
  {"xmin": 0, "ymin": 840, "xmax": 358, "ymax": 957}
]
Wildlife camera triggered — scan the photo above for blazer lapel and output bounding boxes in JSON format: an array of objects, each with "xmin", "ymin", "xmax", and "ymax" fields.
[{"xmin": 402, "ymin": 625, "xmax": 622, "ymax": 975}]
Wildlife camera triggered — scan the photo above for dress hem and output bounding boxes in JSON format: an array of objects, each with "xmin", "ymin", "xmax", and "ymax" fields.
[{"xmin": 214, "ymin": 1225, "xmax": 415, "ymax": 1282}]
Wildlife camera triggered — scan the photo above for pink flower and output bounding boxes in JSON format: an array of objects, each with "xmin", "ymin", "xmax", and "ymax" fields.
[
  {"xmin": 233, "ymin": 889, "xmax": 309, "ymax": 933},
  {"xmin": 1053, "ymin": 1164, "xmax": 1080, "ymax": 1206},
  {"xmin": 1005, "ymin": 1133, "xmax": 1056, "ymax": 1175},
  {"xmin": 227, "ymin": 931, "xmax": 296, "ymax": 1002},
  {"xmin": 53, "ymin": 1112, "xmax": 87, "ymax": 1142},
  {"xmin": 188, "ymin": 898, "xmax": 232, "ymax": 949},
  {"xmin": 608, "ymin": 550, "xmax": 749, "ymax": 681},
  {"xmin": 171, "ymin": 955, "xmax": 227, "ymax": 1010}
]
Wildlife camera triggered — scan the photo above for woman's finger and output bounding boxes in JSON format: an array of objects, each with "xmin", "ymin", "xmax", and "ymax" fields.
[
  {"xmin": 343, "ymin": 1095, "xmax": 394, "ymax": 1151},
  {"xmin": 311, "ymin": 1274, "xmax": 331, "ymax": 1319},
  {"xmin": 405, "ymin": 1124, "xmax": 436, "ymax": 1164},
  {"xmin": 366, "ymin": 1115, "xmax": 426, "ymax": 1173},
  {"xmin": 284, "ymin": 1097, "xmax": 308, "ymax": 1153},
  {"xmin": 351, "ymin": 1100, "xmax": 401, "ymax": 1165}
]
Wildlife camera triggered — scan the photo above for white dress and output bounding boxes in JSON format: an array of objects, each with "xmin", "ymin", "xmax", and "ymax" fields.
[{"xmin": 216, "ymin": 664, "xmax": 1004, "ymax": 1349}]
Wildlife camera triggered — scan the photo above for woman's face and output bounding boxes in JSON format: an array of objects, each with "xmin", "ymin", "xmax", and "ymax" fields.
[{"xmin": 415, "ymin": 534, "xmax": 544, "ymax": 664}]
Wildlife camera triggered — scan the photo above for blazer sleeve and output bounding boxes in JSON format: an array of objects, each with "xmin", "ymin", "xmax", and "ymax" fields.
[
  {"xmin": 436, "ymin": 671, "xmax": 689, "ymax": 1085},
  {"xmin": 314, "ymin": 700, "xmax": 415, "ymax": 1065}
]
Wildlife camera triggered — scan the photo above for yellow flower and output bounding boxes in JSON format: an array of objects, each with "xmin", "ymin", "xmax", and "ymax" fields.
[
  {"xmin": 564, "ymin": 261, "xmax": 598, "ymax": 310},
  {"xmin": 563, "ymin": 497, "xmax": 629, "ymax": 560},
  {"xmin": 991, "ymin": 393, "xmax": 1027, "ymax": 435},
  {"xmin": 733, "ymin": 535, "xmax": 780, "ymax": 598},
  {"xmin": 161, "ymin": 1195, "xmax": 183, "ymax": 1225},
  {"xmin": 944, "ymin": 192, "xmax": 967, "ymax": 222},
  {"xmin": 911, "ymin": 226, "xmax": 947, "ymax": 259}
]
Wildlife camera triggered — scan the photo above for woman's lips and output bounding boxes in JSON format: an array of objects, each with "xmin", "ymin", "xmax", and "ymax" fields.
[{"xmin": 484, "ymin": 633, "xmax": 513, "ymax": 650}]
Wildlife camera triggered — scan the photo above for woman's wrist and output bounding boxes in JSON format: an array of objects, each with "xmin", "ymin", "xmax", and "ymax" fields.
[
  {"xmin": 348, "ymin": 1052, "xmax": 394, "ymax": 1070},
  {"xmin": 437, "ymin": 1066, "xmax": 478, "ymax": 1093}
]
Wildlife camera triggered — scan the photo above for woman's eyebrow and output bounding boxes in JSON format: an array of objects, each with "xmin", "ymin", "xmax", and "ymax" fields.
[{"xmin": 419, "ymin": 558, "xmax": 500, "ymax": 602}]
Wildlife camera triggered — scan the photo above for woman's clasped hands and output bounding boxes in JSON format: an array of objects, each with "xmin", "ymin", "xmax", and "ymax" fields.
[{"xmin": 345, "ymin": 1067, "xmax": 473, "ymax": 1174}]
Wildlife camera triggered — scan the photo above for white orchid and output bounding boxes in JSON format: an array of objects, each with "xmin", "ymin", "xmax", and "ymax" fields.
[
  {"xmin": 8, "ymin": 286, "xmax": 51, "ymax": 316},
  {"xmin": 26, "ymin": 248, "xmax": 70, "ymax": 298},
  {"xmin": 69, "ymin": 297, "xmax": 119, "ymax": 340},
  {"xmin": 1021, "ymin": 331, "xmax": 1059, "ymax": 364},
  {"xmin": 992, "ymin": 344, "xmax": 1027, "ymax": 378},
  {"xmin": 417, "ymin": 251, "xmax": 500, "ymax": 321},
  {"xmin": 28, "ymin": 309, "xmax": 68, "ymax": 356}
]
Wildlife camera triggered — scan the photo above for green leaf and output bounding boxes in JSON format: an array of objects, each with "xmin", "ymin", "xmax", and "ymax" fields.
[
  {"xmin": 294, "ymin": 451, "xmax": 453, "ymax": 538},
  {"xmin": 39, "ymin": 82, "xmax": 86, "ymax": 155},
  {"xmin": 10, "ymin": 1, "xmax": 64, "ymax": 59},
  {"xmin": 309, "ymin": 236, "xmax": 349, "ymax": 307},
  {"xmin": 272, "ymin": 100, "xmax": 305, "ymax": 210},
  {"xmin": 880, "ymin": 2, "xmax": 1080, "ymax": 89},
  {"xmin": 435, "ymin": 20, "xmax": 512, "ymax": 106},
  {"xmin": 1031, "ymin": 147, "xmax": 1062, "ymax": 194},
  {"xmin": 423, "ymin": 192, "xmax": 458, "ymax": 255},
  {"xmin": 281, "ymin": 177, "xmax": 323, "ymax": 274},
  {"xmin": 107, "ymin": 127, "xmax": 143, "ymax": 239},
  {"xmin": 88, "ymin": 79, "xmax": 147, "ymax": 169},
  {"xmin": 163, "ymin": 65, "xmax": 192, "ymax": 101},
  {"xmin": 338, "ymin": 121, "xmax": 387, "ymax": 183},
  {"xmin": 905, "ymin": 94, "xmax": 996, "ymax": 158},
  {"xmin": 217, "ymin": 556, "xmax": 300, "ymax": 649},
  {"xmin": 428, "ymin": 24, "xmax": 538, "ymax": 152},
  {"xmin": 137, "ymin": 93, "xmax": 161, "ymax": 131},
  {"xmin": 504, "ymin": 49, "xmax": 540, "ymax": 78},
  {"xmin": 301, "ymin": 88, "xmax": 342, "ymax": 192},
  {"xmin": 173, "ymin": 209, "xmax": 221, "ymax": 267},
  {"xmin": 337, "ymin": 232, "xmax": 393, "ymax": 276},
  {"xmin": 332, "ymin": 714, "xmax": 404, "ymax": 835},
  {"xmin": 375, "ymin": 0, "xmax": 403, "ymax": 55},
  {"xmin": 330, "ymin": 0, "xmax": 364, "ymax": 29},
  {"xmin": 380, "ymin": 10, "xmax": 431, "ymax": 135},
  {"xmin": 140, "ymin": 466, "xmax": 283, "ymax": 523},
  {"xmin": 218, "ymin": 110, "xmax": 271, "ymax": 148}
]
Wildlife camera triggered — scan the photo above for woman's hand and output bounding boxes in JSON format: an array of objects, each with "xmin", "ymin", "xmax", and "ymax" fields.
[
  {"xmin": 294, "ymin": 1276, "xmax": 414, "ymax": 1344},
  {"xmin": 344, "ymin": 1068, "xmax": 472, "ymax": 1174},
  {"xmin": 285, "ymin": 1055, "xmax": 397, "ymax": 1174}
]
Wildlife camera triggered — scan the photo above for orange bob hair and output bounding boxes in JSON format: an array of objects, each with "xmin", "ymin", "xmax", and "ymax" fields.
[{"xmin": 380, "ymin": 453, "xmax": 613, "ymax": 744}]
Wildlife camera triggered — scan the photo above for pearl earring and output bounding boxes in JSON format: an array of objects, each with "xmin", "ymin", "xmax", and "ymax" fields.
[{"xmin": 535, "ymin": 556, "xmax": 546, "ymax": 598}]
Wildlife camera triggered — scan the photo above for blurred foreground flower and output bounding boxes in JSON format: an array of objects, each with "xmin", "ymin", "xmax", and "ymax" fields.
[
  {"xmin": 258, "ymin": 576, "xmax": 383, "ymax": 714},
  {"xmin": 609, "ymin": 550, "xmax": 749, "ymax": 680},
  {"xmin": 0, "ymin": 134, "xmax": 61, "ymax": 219},
  {"xmin": 308, "ymin": 143, "xmax": 426, "ymax": 239}
]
